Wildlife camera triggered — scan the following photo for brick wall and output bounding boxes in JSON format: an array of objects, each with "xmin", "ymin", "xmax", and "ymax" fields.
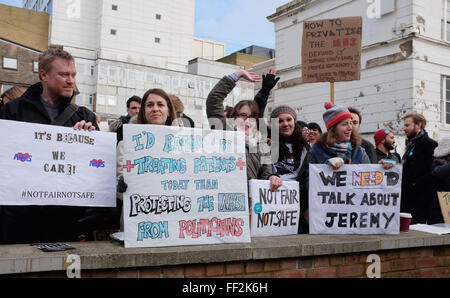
[
  {"xmin": 0, "ymin": 40, "xmax": 40, "ymax": 86},
  {"xmin": 11, "ymin": 245, "xmax": 450, "ymax": 278}
]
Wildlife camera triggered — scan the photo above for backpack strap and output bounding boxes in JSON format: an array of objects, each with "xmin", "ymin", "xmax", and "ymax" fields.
[{"xmin": 52, "ymin": 103, "xmax": 79, "ymax": 126}]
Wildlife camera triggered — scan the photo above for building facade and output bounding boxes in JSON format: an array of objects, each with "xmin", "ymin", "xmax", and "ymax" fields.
[
  {"xmin": 18, "ymin": 0, "xmax": 245, "ymax": 127},
  {"xmin": 268, "ymin": 0, "xmax": 450, "ymax": 153}
]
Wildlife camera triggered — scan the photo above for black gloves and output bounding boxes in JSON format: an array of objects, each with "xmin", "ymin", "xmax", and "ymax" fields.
[
  {"xmin": 261, "ymin": 73, "xmax": 280, "ymax": 94},
  {"xmin": 117, "ymin": 176, "xmax": 128, "ymax": 193}
]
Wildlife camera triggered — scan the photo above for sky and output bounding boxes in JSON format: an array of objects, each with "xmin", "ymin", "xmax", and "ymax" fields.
[{"xmin": 0, "ymin": 0, "xmax": 290, "ymax": 55}]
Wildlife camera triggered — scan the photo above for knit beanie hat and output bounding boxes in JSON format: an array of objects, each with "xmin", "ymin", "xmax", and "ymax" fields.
[
  {"xmin": 270, "ymin": 105, "xmax": 297, "ymax": 121},
  {"xmin": 433, "ymin": 137, "xmax": 450, "ymax": 158},
  {"xmin": 323, "ymin": 101, "xmax": 353, "ymax": 130},
  {"xmin": 374, "ymin": 129, "xmax": 392, "ymax": 146}
]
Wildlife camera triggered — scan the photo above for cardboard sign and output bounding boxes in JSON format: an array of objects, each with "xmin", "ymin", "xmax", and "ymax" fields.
[
  {"xmin": 438, "ymin": 192, "xmax": 450, "ymax": 224},
  {"xmin": 308, "ymin": 164, "xmax": 402, "ymax": 234},
  {"xmin": 249, "ymin": 179, "xmax": 300, "ymax": 237},
  {"xmin": 0, "ymin": 119, "xmax": 116, "ymax": 207},
  {"xmin": 122, "ymin": 124, "xmax": 251, "ymax": 248},
  {"xmin": 302, "ymin": 16, "xmax": 362, "ymax": 83}
]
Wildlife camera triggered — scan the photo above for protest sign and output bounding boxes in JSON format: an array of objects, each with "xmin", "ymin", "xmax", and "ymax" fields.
[
  {"xmin": 122, "ymin": 124, "xmax": 251, "ymax": 248},
  {"xmin": 0, "ymin": 119, "xmax": 116, "ymax": 207},
  {"xmin": 437, "ymin": 192, "xmax": 450, "ymax": 224},
  {"xmin": 249, "ymin": 179, "xmax": 300, "ymax": 237},
  {"xmin": 309, "ymin": 164, "xmax": 402, "ymax": 234},
  {"xmin": 302, "ymin": 16, "xmax": 362, "ymax": 83}
]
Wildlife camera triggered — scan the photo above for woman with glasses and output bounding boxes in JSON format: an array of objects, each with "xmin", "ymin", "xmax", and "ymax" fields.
[{"xmin": 206, "ymin": 69, "xmax": 283, "ymax": 192}]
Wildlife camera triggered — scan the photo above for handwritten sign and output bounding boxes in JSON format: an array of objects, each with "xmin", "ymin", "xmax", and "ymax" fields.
[
  {"xmin": 0, "ymin": 119, "xmax": 116, "ymax": 207},
  {"xmin": 302, "ymin": 16, "xmax": 362, "ymax": 83},
  {"xmin": 438, "ymin": 192, "xmax": 450, "ymax": 224},
  {"xmin": 308, "ymin": 164, "xmax": 402, "ymax": 234},
  {"xmin": 122, "ymin": 124, "xmax": 251, "ymax": 248},
  {"xmin": 249, "ymin": 180, "xmax": 300, "ymax": 237}
]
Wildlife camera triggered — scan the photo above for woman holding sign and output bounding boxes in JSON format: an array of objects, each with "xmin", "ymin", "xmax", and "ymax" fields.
[
  {"xmin": 310, "ymin": 102, "xmax": 370, "ymax": 167},
  {"xmin": 116, "ymin": 88, "xmax": 179, "ymax": 229},
  {"xmin": 206, "ymin": 69, "xmax": 283, "ymax": 192}
]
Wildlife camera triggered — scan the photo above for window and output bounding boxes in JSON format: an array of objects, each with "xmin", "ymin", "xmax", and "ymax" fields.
[
  {"xmin": 2, "ymin": 57, "xmax": 17, "ymax": 70},
  {"xmin": 445, "ymin": 0, "xmax": 450, "ymax": 41},
  {"xmin": 33, "ymin": 61, "xmax": 39, "ymax": 73},
  {"xmin": 155, "ymin": 37, "xmax": 160, "ymax": 43},
  {"xmin": 156, "ymin": 14, "xmax": 161, "ymax": 20},
  {"xmin": 442, "ymin": 76, "xmax": 450, "ymax": 124},
  {"xmin": 110, "ymin": 29, "xmax": 117, "ymax": 35},
  {"xmin": 112, "ymin": 4, "xmax": 118, "ymax": 10}
]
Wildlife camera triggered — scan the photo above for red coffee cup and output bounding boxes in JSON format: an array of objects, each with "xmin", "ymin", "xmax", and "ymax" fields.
[{"xmin": 400, "ymin": 213, "xmax": 412, "ymax": 232}]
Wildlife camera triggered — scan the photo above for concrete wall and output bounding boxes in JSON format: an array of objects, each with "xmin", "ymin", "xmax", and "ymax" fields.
[
  {"xmin": 0, "ymin": 39, "xmax": 41, "ymax": 87},
  {"xmin": 73, "ymin": 58, "xmax": 254, "ymax": 128},
  {"xmin": 49, "ymin": 0, "xmax": 195, "ymax": 72},
  {"xmin": 188, "ymin": 57, "xmax": 240, "ymax": 78},
  {"xmin": 193, "ymin": 38, "xmax": 225, "ymax": 61},
  {"xmin": 1, "ymin": 232, "xmax": 449, "ymax": 278}
]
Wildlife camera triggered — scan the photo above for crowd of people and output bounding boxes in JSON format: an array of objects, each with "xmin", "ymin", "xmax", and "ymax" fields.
[{"xmin": 0, "ymin": 48, "xmax": 448, "ymax": 245}]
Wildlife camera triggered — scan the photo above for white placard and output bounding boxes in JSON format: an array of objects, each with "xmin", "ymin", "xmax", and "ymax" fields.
[
  {"xmin": 309, "ymin": 164, "xmax": 402, "ymax": 234},
  {"xmin": 249, "ymin": 179, "xmax": 300, "ymax": 237},
  {"xmin": 122, "ymin": 124, "xmax": 251, "ymax": 248},
  {"xmin": 0, "ymin": 119, "xmax": 116, "ymax": 207}
]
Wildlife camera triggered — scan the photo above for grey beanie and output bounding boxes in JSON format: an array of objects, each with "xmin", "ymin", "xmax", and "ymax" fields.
[{"xmin": 270, "ymin": 105, "xmax": 297, "ymax": 121}]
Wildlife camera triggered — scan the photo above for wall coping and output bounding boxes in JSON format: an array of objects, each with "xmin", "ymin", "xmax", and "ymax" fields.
[{"xmin": 0, "ymin": 231, "xmax": 449, "ymax": 275}]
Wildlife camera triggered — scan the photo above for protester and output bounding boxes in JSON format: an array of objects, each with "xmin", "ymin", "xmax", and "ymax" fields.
[
  {"xmin": 296, "ymin": 120, "xmax": 310, "ymax": 143},
  {"xmin": 0, "ymin": 86, "xmax": 27, "ymax": 111},
  {"xmin": 109, "ymin": 96, "xmax": 142, "ymax": 144},
  {"xmin": 373, "ymin": 128, "xmax": 401, "ymax": 164},
  {"xmin": 0, "ymin": 48, "xmax": 99, "ymax": 244},
  {"xmin": 348, "ymin": 107, "xmax": 377, "ymax": 163},
  {"xmin": 206, "ymin": 69, "xmax": 283, "ymax": 192},
  {"xmin": 311, "ymin": 102, "xmax": 370, "ymax": 168},
  {"xmin": 116, "ymin": 88, "xmax": 179, "ymax": 231},
  {"xmin": 271, "ymin": 105, "xmax": 311, "ymax": 233},
  {"xmin": 307, "ymin": 122, "xmax": 322, "ymax": 144},
  {"xmin": 427, "ymin": 137, "xmax": 450, "ymax": 224},
  {"xmin": 401, "ymin": 113, "xmax": 438, "ymax": 224},
  {"xmin": 253, "ymin": 68, "xmax": 280, "ymax": 118},
  {"xmin": 224, "ymin": 105, "xmax": 233, "ymax": 118},
  {"xmin": 169, "ymin": 94, "xmax": 195, "ymax": 127}
]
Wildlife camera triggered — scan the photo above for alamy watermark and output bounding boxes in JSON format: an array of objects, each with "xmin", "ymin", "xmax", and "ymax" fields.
[
  {"xmin": 366, "ymin": 0, "xmax": 382, "ymax": 19},
  {"xmin": 66, "ymin": 253, "xmax": 81, "ymax": 278}
]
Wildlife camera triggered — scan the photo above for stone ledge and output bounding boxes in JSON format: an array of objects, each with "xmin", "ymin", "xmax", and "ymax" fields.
[{"xmin": 0, "ymin": 231, "xmax": 449, "ymax": 275}]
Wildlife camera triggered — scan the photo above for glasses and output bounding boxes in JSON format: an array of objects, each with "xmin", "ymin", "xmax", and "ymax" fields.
[
  {"xmin": 236, "ymin": 113, "xmax": 256, "ymax": 120},
  {"xmin": 384, "ymin": 129, "xmax": 391, "ymax": 135}
]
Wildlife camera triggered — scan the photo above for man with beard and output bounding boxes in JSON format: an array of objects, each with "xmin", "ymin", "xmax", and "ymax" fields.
[
  {"xmin": 374, "ymin": 129, "xmax": 401, "ymax": 164},
  {"xmin": 401, "ymin": 113, "xmax": 438, "ymax": 224}
]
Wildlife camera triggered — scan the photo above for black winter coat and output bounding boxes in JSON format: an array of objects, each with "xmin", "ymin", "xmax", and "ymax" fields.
[
  {"xmin": 0, "ymin": 82, "xmax": 101, "ymax": 244},
  {"xmin": 401, "ymin": 130, "xmax": 438, "ymax": 224}
]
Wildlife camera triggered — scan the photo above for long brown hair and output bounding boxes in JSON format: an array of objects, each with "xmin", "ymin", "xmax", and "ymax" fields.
[
  {"xmin": 321, "ymin": 125, "xmax": 362, "ymax": 148},
  {"xmin": 229, "ymin": 100, "xmax": 259, "ymax": 119},
  {"xmin": 138, "ymin": 88, "xmax": 178, "ymax": 126}
]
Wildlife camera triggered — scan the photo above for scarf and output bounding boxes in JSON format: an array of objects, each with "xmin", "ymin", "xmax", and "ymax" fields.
[{"xmin": 312, "ymin": 141, "xmax": 364, "ymax": 164}]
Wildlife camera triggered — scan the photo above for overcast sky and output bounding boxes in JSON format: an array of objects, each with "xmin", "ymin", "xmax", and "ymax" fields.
[{"xmin": 0, "ymin": 0, "xmax": 290, "ymax": 55}]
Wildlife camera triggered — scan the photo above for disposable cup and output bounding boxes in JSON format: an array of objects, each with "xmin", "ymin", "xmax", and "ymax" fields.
[{"xmin": 400, "ymin": 213, "xmax": 412, "ymax": 232}]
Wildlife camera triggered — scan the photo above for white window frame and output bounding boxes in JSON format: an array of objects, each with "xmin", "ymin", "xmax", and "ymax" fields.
[
  {"xmin": 442, "ymin": 76, "xmax": 450, "ymax": 125},
  {"xmin": 2, "ymin": 57, "xmax": 18, "ymax": 70}
]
